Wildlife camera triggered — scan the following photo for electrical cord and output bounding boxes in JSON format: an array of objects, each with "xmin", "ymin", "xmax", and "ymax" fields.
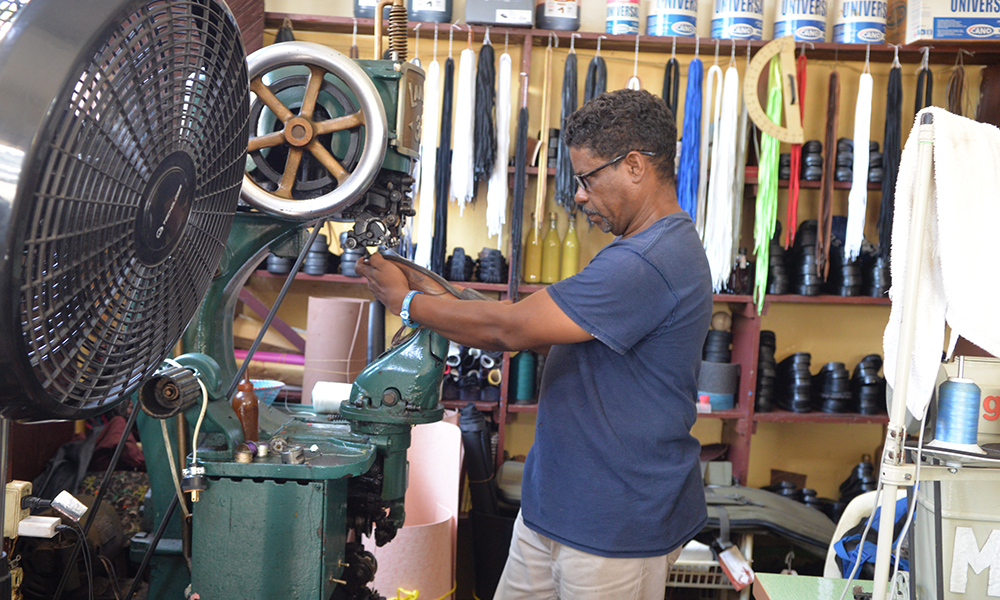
[
  {"xmin": 56, "ymin": 524, "xmax": 94, "ymax": 600},
  {"xmin": 159, "ymin": 420, "xmax": 191, "ymax": 521}
]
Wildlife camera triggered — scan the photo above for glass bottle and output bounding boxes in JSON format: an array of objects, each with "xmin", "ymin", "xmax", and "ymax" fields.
[
  {"xmin": 541, "ymin": 212, "xmax": 561, "ymax": 284},
  {"xmin": 523, "ymin": 213, "xmax": 542, "ymax": 283},
  {"xmin": 560, "ymin": 213, "xmax": 580, "ymax": 280},
  {"xmin": 232, "ymin": 373, "xmax": 259, "ymax": 443}
]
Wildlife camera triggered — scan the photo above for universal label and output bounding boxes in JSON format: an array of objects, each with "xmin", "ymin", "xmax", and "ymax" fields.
[
  {"xmin": 648, "ymin": 0, "xmax": 699, "ymax": 36},
  {"xmin": 924, "ymin": 0, "xmax": 1000, "ymax": 39},
  {"xmin": 712, "ymin": 0, "xmax": 764, "ymax": 39},
  {"xmin": 774, "ymin": 0, "xmax": 828, "ymax": 41},
  {"xmin": 607, "ymin": 0, "xmax": 640, "ymax": 34},
  {"xmin": 833, "ymin": 0, "xmax": 887, "ymax": 42}
]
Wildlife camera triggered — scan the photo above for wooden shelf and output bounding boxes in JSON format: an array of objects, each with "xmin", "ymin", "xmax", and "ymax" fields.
[
  {"xmin": 698, "ymin": 408, "xmax": 745, "ymax": 420},
  {"xmin": 763, "ymin": 294, "xmax": 890, "ymax": 306},
  {"xmin": 265, "ymin": 13, "xmax": 1000, "ymax": 65},
  {"xmin": 507, "ymin": 403, "xmax": 539, "ymax": 413},
  {"xmin": 754, "ymin": 410, "xmax": 889, "ymax": 424}
]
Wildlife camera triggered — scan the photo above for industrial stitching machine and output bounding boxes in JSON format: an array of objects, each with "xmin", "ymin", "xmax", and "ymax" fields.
[{"xmin": 0, "ymin": 0, "xmax": 451, "ymax": 598}]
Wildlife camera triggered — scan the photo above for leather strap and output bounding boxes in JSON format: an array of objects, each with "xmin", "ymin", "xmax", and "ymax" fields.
[
  {"xmin": 916, "ymin": 66, "xmax": 933, "ymax": 114},
  {"xmin": 662, "ymin": 57, "xmax": 680, "ymax": 118},
  {"xmin": 817, "ymin": 70, "xmax": 839, "ymax": 279},
  {"xmin": 785, "ymin": 53, "xmax": 807, "ymax": 248}
]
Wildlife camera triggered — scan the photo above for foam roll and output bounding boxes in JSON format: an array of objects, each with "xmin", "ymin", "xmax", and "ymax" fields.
[
  {"xmin": 711, "ymin": 0, "xmax": 764, "ymax": 39},
  {"xmin": 311, "ymin": 381, "xmax": 353, "ymax": 414},
  {"xmin": 648, "ymin": 0, "xmax": 698, "ymax": 36},
  {"xmin": 774, "ymin": 0, "xmax": 828, "ymax": 41},
  {"xmin": 832, "ymin": 0, "xmax": 886, "ymax": 43},
  {"xmin": 934, "ymin": 378, "xmax": 981, "ymax": 446}
]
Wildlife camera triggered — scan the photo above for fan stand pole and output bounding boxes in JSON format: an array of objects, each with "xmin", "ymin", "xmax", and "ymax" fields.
[{"xmin": 0, "ymin": 417, "xmax": 11, "ymax": 600}]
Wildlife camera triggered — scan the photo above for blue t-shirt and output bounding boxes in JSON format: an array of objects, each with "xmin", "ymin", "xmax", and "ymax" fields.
[{"xmin": 520, "ymin": 211, "xmax": 712, "ymax": 558}]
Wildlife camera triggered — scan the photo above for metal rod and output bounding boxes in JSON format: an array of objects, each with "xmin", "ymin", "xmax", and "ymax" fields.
[
  {"xmin": 871, "ymin": 112, "xmax": 935, "ymax": 600},
  {"xmin": 225, "ymin": 221, "xmax": 327, "ymax": 401},
  {"xmin": 125, "ymin": 494, "xmax": 179, "ymax": 600},
  {"xmin": 53, "ymin": 401, "xmax": 141, "ymax": 600}
]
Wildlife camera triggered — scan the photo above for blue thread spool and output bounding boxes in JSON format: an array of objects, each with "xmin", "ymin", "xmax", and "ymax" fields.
[{"xmin": 934, "ymin": 377, "xmax": 982, "ymax": 447}]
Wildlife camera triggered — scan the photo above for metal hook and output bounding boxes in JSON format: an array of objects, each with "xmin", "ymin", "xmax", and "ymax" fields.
[
  {"xmin": 433, "ymin": 23, "xmax": 439, "ymax": 61},
  {"xmin": 467, "ymin": 23, "xmax": 473, "ymax": 50},
  {"xmin": 505, "ymin": 30, "xmax": 509, "ymax": 54},
  {"xmin": 864, "ymin": 44, "xmax": 871, "ymax": 73},
  {"xmin": 714, "ymin": 38, "xmax": 720, "ymax": 65},
  {"xmin": 596, "ymin": 35, "xmax": 607, "ymax": 57},
  {"xmin": 671, "ymin": 36, "xmax": 677, "ymax": 60},
  {"xmin": 799, "ymin": 41, "xmax": 814, "ymax": 58},
  {"xmin": 730, "ymin": 39, "xmax": 736, "ymax": 67},
  {"xmin": 746, "ymin": 38, "xmax": 751, "ymax": 65},
  {"xmin": 695, "ymin": 36, "xmax": 700, "ymax": 58},
  {"xmin": 548, "ymin": 30, "xmax": 558, "ymax": 48},
  {"xmin": 484, "ymin": 26, "xmax": 491, "ymax": 45},
  {"xmin": 449, "ymin": 21, "xmax": 459, "ymax": 58},
  {"xmin": 413, "ymin": 23, "xmax": 421, "ymax": 58},
  {"xmin": 570, "ymin": 32, "xmax": 581, "ymax": 54},
  {"xmin": 352, "ymin": 17, "xmax": 358, "ymax": 48},
  {"xmin": 633, "ymin": 33, "xmax": 641, "ymax": 76},
  {"xmin": 919, "ymin": 45, "xmax": 932, "ymax": 71},
  {"xmin": 889, "ymin": 43, "xmax": 901, "ymax": 68}
]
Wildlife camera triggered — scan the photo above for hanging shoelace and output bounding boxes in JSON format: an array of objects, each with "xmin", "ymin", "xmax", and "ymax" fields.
[
  {"xmin": 877, "ymin": 62, "xmax": 902, "ymax": 261},
  {"xmin": 414, "ymin": 57, "xmax": 440, "ymax": 268},
  {"xmin": 473, "ymin": 40, "xmax": 496, "ymax": 196},
  {"xmin": 697, "ymin": 62, "xmax": 723, "ymax": 238},
  {"xmin": 915, "ymin": 47, "xmax": 933, "ymax": 115},
  {"xmin": 845, "ymin": 62, "xmax": 873, "ymax": 261},
  {"xmin": 785, "ymin": 51, "xmax": 807, "ymax": 248},
  {"xmin": 731, "ymin": 41, "xmax": 752, "ymax": 263},
  {"xmin": 677, "ymin": 57, "xmax": 703, "ymax": 220},
  {"xmin": 451, "ymin": 46, "xmax": 477, "ymax": 213},
  {"xmin": 947, "ymin": 51, "xmax": 966, "ymax": 115},
  {"xmin": 555, "ymin": 47, "xmax": 578, "ymax": 211},
  {"xmin": 662, "ymin": 58, "xmax": 680, "ymax": 118},
  {"xmin": 817, "ymin": 70, "xmax": 839, "ymax": 280},
  {"xmin": 753, "ymin": 56, "xmax": 783, "ymax": 310},
  {"xmin": 584, "ymin": 42, "xmax": 607, "ymax": 104},
  {"xmin": 704, "ymin": 64, "xmax": 740, "ymax": 292},
  {"xmin": 431, "ymin": 56, "xmax": 455, "ymax": 276},
  {"xmin": 509, "ymin": 75, "xmax": 530, "ymax": 301},
  {"xmin": 486, "ymin": 50, "xmax": 512, "ymax": 241}
]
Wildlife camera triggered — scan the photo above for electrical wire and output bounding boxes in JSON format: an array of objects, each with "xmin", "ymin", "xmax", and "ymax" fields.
[
  {"xmin": 677, "ymin": 57, "xmax": 703, "ymax": 220},
  {"xmin": 555, "ymin": 49, "xmax": 578, "ymax": 211},
  {"xmin": 159, "ymin": 420, "xmax": 191, "ymax": 521},
  {"xmin": 473, "ymin": 40, "xmax": 496, "ymax": 195},
  {"xmin": 878, "ymin": 65, "xmax": 902, "ymax": 260},
  {"xmin": 97, "ymin": 555, "xmax": 123, "ymax": 600},
  {"xmin": 753, "ymin": 56, "xmax": 783, "ymax": 310},
  {"xmin": 58, "ymin": 524, "xmax": 94, "ymax": 600}
]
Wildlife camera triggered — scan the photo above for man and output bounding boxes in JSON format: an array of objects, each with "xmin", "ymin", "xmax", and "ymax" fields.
[{"xmin": 357, "ymin": 89, "xmax": 711, "ymax": 599}]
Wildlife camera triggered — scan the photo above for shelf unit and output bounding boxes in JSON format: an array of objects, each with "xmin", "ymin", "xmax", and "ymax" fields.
[{"xmin": 259, "ymin": 13, "xmax": 1000, "ymax": 485}]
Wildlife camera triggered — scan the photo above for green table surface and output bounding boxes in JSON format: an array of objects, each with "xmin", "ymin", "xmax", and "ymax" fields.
[{"xmin": 753, "ymin": 573, "xmax": 875, "ymax": 600}]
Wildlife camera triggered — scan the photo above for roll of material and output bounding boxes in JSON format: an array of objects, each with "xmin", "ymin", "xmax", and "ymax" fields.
[
  {"xmin": 832, "ymin": 0, "xmax": 886, "ymax": 43},
  {"xmin": 509, "ymin": 351, "xmax": 536, "ymax": 402},
  {"xmin": 311, "ymin": 381, "xmax": 353, "ymax": 414},
  {"xmin": 932, "ymin": 378, "xmax": 983, "ymax": 449},
  {"xmin": 648, "ymin": 0, "xmax": 698, "ymax": 36},
  {"xmin": 302, "ymin": 297, "xmax": 369, "ymax": 404},
  {"xmin": 698, "ymin": 360, "xmax": 741, "ymax": 395},
  {"xmin": 774, "ymin": 0, "xmax": 828, "ymax": 41},
  {"xmin": 699, "ymin": 392, "xmax": 736, "ymax": 411},
  {"xmin": 711, "ymin": 0, "xmax": 763, "ymax": 39}
]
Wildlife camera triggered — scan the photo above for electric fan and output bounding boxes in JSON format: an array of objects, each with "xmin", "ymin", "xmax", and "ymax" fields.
[{"xmin": 0, "ymin": 0, "xmax": 250, "ymax": 422}]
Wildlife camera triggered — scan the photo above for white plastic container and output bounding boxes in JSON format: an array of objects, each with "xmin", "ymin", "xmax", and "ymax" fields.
[
  {"xmin": 647, "ymin": 0, "xmax": 699, "ymax": 36},
  {"xmin": 774, "ymin": 0, "xmax": 828, "ymax": 41},
  {"xmin": 711, "ymin": 0, "xmax": 764, "ymax": 39},
  {"xmin": 832, "ymin": 0, "xmax": 887, "ymax": 43}
]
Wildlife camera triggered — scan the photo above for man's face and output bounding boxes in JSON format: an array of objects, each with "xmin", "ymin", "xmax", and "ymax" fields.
[{"xmin": 569, "ymin": 146, "xmax": 622, "ymax": 235}]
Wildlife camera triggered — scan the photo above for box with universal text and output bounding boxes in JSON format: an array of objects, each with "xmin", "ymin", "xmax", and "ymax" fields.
[{"xmin": 897, "ymin": 0, "xmax": 1000, "ymax": 43}]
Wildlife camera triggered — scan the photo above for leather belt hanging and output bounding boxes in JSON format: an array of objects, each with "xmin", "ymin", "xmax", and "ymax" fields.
[
  {"xmin": 817, "ymin": 70, "xmax": 839, "ymax": 280},
  {"xmin": 915, "ymin": 47, "xmax": 933, "ymax": 114},
  {"xmin": 785, "ymin": 51, "xmax": 807, "ymax": 248}
]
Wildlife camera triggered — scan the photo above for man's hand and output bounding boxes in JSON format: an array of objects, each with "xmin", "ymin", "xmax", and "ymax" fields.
[{"xmin": 356, "ymin": 252, "xmax": 411, "ymax": 314}]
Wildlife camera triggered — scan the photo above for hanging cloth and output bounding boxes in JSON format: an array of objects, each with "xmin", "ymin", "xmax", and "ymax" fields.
[
  {"xmin": 474, "ymin": 41, "xmax": 496, "ymax": 196},
  {"xmin": 431, "ymin": 56, "xmax": 455, "ymax": 276},
  {"xmin": 451, "ymin": 47, "xmax": 477, "ymax": 213},
  {"xmin": 817, "ymin": 71, "xmax": 840, "ymax": 280},
  {"xmin": 878, "ymin": 64, "xmax": 902, "ymax": 260},
  {"xmin": 508, "ymin": 76, "xmax": 530, "ymax": 301},
  {"xmin": 662, "ymin": 58, "xmax": 680, "ymax": 118},
  {"xmin": 414, "ymin": 58, "xmax": 441, "ymax": 268},
  {"xmin": 704, "ymin": 65, "xmax": 741, "ymax": 292},
  {"xmin": 697, "ymin": 63, "xmax": 724, "ymax": 238},
  {"xmin": 555, "ymin": 49, "xmax": 578, "ymax": 211},
  {"xmin": 915, "ymin": 48, "xmax": 933, "ymax": 114},
  {"xmin": 753, "ymin": 56, "xmax": 783, "ymax": 310},
  {"xmin": 785, "ymin": 52, "xmax": 807, "ymax": 248},
  {"xmin": 584, "ymin": 53, "xmax": 606, "ymax": 104},
  {"xmin": 677, "ymin": 58, "xmax": 703, "ymax": 220},
  {"xmin": 845, "ymin": 69, "xmax": 873, "ymax": 261},
  {"xmin": 486, "ymin": 51, "xmax": 512, "ymax": 241}
]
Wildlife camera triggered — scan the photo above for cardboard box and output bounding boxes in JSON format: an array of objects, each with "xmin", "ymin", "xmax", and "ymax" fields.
[
  {"xmin": 898, "ymin": 0, "xmax": 1000, "ymax": 43},
  {"xmin": 465, "ymin": 0, "xmax": 535, "ymax": 26}
]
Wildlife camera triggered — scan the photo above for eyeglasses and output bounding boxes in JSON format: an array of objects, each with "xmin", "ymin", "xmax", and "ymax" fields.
[{"xmin": 574, "ymin": 151, "xmax": 656, "ymax": 192}]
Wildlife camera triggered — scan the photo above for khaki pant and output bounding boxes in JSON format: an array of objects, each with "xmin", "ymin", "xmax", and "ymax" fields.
[{"xmin": 494, "ymin": 512, "xmax": 684, "ymax": 600}]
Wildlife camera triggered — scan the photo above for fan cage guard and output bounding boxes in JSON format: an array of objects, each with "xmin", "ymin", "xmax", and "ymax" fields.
[{"xmin": 10, "ymin": 0, "xmax": 249, "ymax": 420}]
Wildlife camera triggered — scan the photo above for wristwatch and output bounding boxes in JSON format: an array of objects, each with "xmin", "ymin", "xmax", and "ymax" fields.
[{"xmin": 400, "ymin": 290, "xmax": 423, "ymax": 329}]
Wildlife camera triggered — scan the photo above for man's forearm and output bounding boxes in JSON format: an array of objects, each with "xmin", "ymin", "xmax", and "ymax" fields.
[{"xmin": 406, "ymin": 293, "xmax": 524, "ymax": 351}]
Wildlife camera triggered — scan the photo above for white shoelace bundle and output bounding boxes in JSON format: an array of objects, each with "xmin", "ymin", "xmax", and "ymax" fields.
[
  {"xmin": 486, "ymin": 52, "xmax": 511, "ymax": 241},
  {"xmin": 451, "ymin": 47, "xmax": 477, "ymax": 213},
  {"xmin": 704, "ymin": 65, "xmax": 741, "ymax": 292},
  {"xmin": 846, "ymin": 71, "xmax": 873, "ymax": 260},
  {"xmin": 413, "ymin": 59, "xmax": 440, "ymax": 269}
]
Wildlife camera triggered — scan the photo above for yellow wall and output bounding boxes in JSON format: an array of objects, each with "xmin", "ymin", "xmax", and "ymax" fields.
[{"xmin": 258, "ymin": 3, "xmax": 984, "ymax": 501}]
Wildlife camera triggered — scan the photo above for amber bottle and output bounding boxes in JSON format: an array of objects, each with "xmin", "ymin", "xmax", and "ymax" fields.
[{"xmin": 232, "ymin": 373, "xmax": 259, "ymax": 443}]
